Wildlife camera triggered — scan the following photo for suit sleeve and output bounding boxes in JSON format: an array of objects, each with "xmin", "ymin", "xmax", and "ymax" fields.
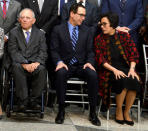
[
  {"xmin": 124, "ymin": 33, "xmax": 139, "ymax": 63},
  {"xmin": 86, "ymin": 28, "xmax": 95, "ymax": 66},
  {"xmin": 50, "ymin": 27, "xmax": 62, "ymax": 65},
  {"xmin": 41, "ymin": 1, "xmax": 58, "ymax": 33},
  {"xmin": 128, "ymin": 0, "xmax": 144, "ymax": 31},
  {"xmin": 35, "ymin": 32, "xmax": 48, "ymax": 65},
  {"xmin": 5, "ymin": 2, "xmax": 22, "ymax": 36},
  {"xmin": 94, "ymin": 35, "xmax": 108, "ymax": 66},
  {"xmin": 8, "ymin": 30, "xmax": 28, "ymax": 64},
  {"xmin": 101, "ymin": 0, "xmax": 110, "ymax": 13},
  {"xmin": 91, "ymin": 5, "xmax": 100, "ymax": 25}
]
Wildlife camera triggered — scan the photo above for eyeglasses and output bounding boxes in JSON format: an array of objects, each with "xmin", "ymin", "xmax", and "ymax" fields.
[
  {"xmin": 99, "ymin": 22, "xmax": 109, "ymax": 27},
  {"xmin": 20, "ymin": 16, "xmax": 33, "ymax": 20},
  {"xmin": 76, "ymin": 13, "xmax": 86, "ymax": 18}
]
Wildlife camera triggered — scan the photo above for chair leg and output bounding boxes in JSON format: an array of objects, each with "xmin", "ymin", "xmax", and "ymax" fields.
[
  {"xmin": 81, "ymin": 84, "xmax": 85, "ymax": 112},
  {"xmin": 107, "ymin": 109, "xmax": 110, "ymax": 120},
  {"xmin": 138, "ymin": 99, "xmax": 141, "ymax": 123},
  {"xmin": 97, "ymin": 98, "xmax": 102, "ymax": 116}
]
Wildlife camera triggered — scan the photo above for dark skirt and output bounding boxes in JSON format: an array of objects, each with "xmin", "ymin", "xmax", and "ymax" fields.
[
  {"xmin": 110, "ymin": 68, "xmax": 141, "ymax": 94},
  {"xmin": 109, "ymin": 35, "xmax": 141, "ymax": 94}
]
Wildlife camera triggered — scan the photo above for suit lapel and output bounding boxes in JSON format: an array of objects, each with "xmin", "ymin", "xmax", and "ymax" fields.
[
  {"xmin": 124, "ymin": 0, "xmax": 129, "ymax": 10},
  {"xmin": 26, "ymin": 26, "xmax": 36, "ymax": 47},
  {"xmin": 85, "ymin": 0, "xmax": 89, "ymax": 12},
  {"xmin": 63, "ymin": 23, "xmax": 73, "ymax": 51},
  {"xmin": 31, "ymin": 0, "xmax": 40, "ymax": 14},
  {"xmin": 40, "ymin": 0, "xmax": 46, "ymax": 14},
  {"xmin": 18, "ymin": 27, "xmax": 28, "ymax": 48}
]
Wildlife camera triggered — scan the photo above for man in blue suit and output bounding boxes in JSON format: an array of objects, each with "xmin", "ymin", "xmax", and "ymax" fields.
[
  {"xmin": 101, "ymin": 0, "xmax": 144, "ymax": 46},
  {"xmin": 50, "ymin": 3, "xmax": 101, "ymax": 126}
]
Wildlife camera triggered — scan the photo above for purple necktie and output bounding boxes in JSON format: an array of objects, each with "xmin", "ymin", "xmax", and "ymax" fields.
[{"xmin": 25, "ymin": 31, "xmax": 30, "ymax": 43}]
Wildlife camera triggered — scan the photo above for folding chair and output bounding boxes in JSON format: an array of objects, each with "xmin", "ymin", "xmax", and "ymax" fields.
[
  {"xmin": 65, "ymin": 77, "xmax": 88, "ymax": 111},
  {"xmin": 142, "ymin": 44, "xmax": 148, "ymax": 104},
  {"xmin": 105, "ymin": 93, "xmax": 141, "ymax": 123}
]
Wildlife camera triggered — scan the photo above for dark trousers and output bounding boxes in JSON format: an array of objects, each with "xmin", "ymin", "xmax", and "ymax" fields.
[
  {"xmin": 12, "ymin": 63, "xmax": 47, "ymax": 101},
  {"xmin": 55, "ymin": 65, "xmax": 99, "ymax": 107}
]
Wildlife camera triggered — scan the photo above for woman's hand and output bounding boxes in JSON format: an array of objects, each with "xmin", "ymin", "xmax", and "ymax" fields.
[
  {"xmin": 113, "ymin": 69, "xmax": 127, "ymax": 80},
  {"xmin": 128, "ymin": 68, "xmax": 140, "ymax": 81}
]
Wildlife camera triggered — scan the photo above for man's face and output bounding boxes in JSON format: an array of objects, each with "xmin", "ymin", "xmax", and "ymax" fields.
[
  {"xmin": 19, "ymin": 10, "xmax": 36, "ymax": 30},
  {"xmin": 71, "ymin": 7, "xmax": 86, "ymax": 26}
]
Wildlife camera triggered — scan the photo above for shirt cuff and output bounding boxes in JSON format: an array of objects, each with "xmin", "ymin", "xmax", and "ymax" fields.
[{"xmin": 57, "ymin": 60, "xmax": 63, "ymax": 65}]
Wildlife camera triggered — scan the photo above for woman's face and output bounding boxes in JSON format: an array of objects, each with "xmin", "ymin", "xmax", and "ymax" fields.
[{"xmin": 100, "ymin": 17, "xmax": 114, "ymax": 35}]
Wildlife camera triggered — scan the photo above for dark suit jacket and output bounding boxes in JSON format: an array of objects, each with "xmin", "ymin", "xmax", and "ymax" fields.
[
  {"xmin": 23, "ymin": 0, "xmax": 58, "ymax": 34},
  {"xmin": 8, "ymin": 25, "xmax": 47, "ymax": 66},
  {"xmin": 88, "ymin": 0, "xmax": 102, "ymax": 18},
  {"xmin": 0, "ymin": 0, "xmax": 21, "ymax": 35},
  {"xmin": 101, "ymin": 0, "xmax": 144, "ymax": 44},
  {"xmin": 50, "ymin": 22, "xmax": 95, "ymax": 66},
  {"xmin": 61, "ymin": 0, "xmax": 99, "ymax": 27}
]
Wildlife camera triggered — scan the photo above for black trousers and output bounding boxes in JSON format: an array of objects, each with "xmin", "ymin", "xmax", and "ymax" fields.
[
  {"xmin": 55, "ymin": 65, "xmax": 99, "ymax": 107},
  {"xmin": 12, "ymin": 63, "xmax": 47, "ymax": 100}
]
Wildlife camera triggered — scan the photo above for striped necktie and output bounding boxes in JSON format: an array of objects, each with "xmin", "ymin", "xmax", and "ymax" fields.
[
  {"xmin": 2, "ymin": 0, "xmax": 7, "ymax": 19},
  {"xmin": 121, "ymin": 0, "xmax": 126, "ymax": 9},
  {"xmin": 25, "ymin": 31, "xmax": 30, "ymax": 43},
  {"xmin": 70, "ymin": 27, "xmax": 78, "ymax": 65}
]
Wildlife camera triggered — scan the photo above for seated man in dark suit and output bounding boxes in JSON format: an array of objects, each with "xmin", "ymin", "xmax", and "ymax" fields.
[
  {"xmin": 8, "ymin": 8, "xmax": 48, "ymax": 109},
  {"xmin": 50, "ymin": 3, "xmax": 101, "ymax": 126}
]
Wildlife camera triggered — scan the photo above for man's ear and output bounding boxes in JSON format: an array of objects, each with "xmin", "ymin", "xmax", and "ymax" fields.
[
  {"xmin": 32, "ymin": 18, "xmax": 36, "ymax": 24},
  {"xmin": 18, "ymin": 18, "xmax": 21, "ymax": 23}
]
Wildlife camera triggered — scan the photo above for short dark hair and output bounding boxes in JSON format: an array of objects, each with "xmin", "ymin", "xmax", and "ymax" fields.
[
  {"xmin": 69, "ymin": 3, "xmax": 85, "ymax": 16},
  {"xmin": 100, "ymin": 12, "xmax": 119, "ymax": 29}
]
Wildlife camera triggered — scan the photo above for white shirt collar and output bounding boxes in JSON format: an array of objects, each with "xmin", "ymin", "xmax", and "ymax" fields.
[
  {"xmin": 22, "ymin": 28, "xmax": 32, "ymax": 37},
  {"xmin": 37, "ymin": 0, "xmax": 44, "ymax": 3},
  {"xmin": 77, "ymin": 0, "xmax": 86, "ymax": 6}
]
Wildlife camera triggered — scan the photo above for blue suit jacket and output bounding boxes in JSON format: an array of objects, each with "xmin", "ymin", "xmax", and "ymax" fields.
[{"xmin": 101, "ymin": 0, "xmax": 144, "ymax": 44}]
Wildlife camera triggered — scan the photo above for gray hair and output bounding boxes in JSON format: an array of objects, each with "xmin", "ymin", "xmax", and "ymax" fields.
[{"xmin": 19, "ymin": 8, "xmax": 35, "ymax": 18}]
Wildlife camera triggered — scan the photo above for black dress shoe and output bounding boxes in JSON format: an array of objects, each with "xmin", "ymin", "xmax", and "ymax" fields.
[
  {"xmin": 124, "ymin": 119, "xmax": 134, "ymax": 126},
  {"xmin": 115, "ymin": 118, "xmax": 124, "ymax": 125},
  {"xmin": 55, "ymin": 111, "xmax": 65, "ymax": 124},
  {"xmin": 89, "ymin": 113, "xmax": 101, "ymax": 126}
]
